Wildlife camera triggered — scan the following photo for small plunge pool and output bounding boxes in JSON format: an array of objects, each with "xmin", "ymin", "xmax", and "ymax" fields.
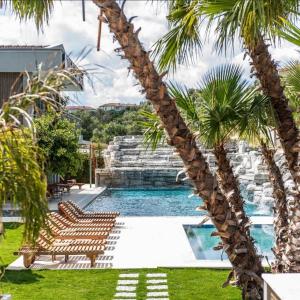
[{"xmin": 184, "ymin": 224, "xmax": 274, "ymax": 260}]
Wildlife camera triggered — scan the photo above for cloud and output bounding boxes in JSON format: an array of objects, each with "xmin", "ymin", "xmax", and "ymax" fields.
[{"xmin": 0, "ymin": 1, "xmax": 298, "ymax": 107}]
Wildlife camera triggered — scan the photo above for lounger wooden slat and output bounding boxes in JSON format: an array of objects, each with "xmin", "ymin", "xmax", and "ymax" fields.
[
  {"xmin": 49, "ymin": 213, "xmax": 114, "ymax": 231},
  {"xmin": 58, "ymin": 203, "xmax": 116, "ymax": 225},
  {"xmin": 66, "ymin": 200, "xmax": 120, "ymax": 218}
]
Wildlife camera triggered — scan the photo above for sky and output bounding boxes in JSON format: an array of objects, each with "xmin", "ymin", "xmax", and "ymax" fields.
[{"xmin": 0, "ymin": 0, "xmax": 299, "ymax": 108}]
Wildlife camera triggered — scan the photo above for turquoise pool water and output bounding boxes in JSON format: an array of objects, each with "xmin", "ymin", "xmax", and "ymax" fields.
[
  {"xmin": 87, "ymin": 186, "xmax": 271, "ymax": 216},
  {"xmin": 184, "ymin": 224, "xmax": 274, "ymax": 260}
]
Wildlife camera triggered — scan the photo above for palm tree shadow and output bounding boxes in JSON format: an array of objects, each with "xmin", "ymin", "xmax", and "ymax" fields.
[{"xmin": 1, "ymin": 270, "xmax": 44, "ymax": 284}]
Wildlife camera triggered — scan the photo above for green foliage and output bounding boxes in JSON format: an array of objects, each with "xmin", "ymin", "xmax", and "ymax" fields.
[
  {"xmin": 0, "ymin": 67, "xmax": 77, "ymax": 245},
  {"xmin": 281, "ymin": 61, "xmax": 300, "ymax": 123},
  {"xmin": 35, "ymin": 113, "xmax": 82, "ymax": 177},
  {"xmin": 141, "ymin": 64, "xmax": 275, "ymax": 150},
  {"xmin": 139, "ymin": 110, "xmax": 165, "ymax": 151},
  {"xmin": 154, "ymin": 0, "xmax": 300, "ymax": 70},
  {"xmin": 172, "ymin": 64, "xmax": 257, "ymax": 147},
  {"xmin": 0, "ymin": 130, "xmax": 48, "ymax": 243},
  {"xmin": 72, "ymin": 103, "xmax": 151, "ymax": 144},
  {"xmin": 276, "ymin": 19, "xmax": 300, "ymax": 47},
  {"xmin": 153, "ymin": 0, "xmax": 202, "ymax": 72},
  {"xmin": 238, "ymin": 94, "xmax": 275, "ymax": 146},
  {"xmin": 0, "ymin": 0, "xmax": 54, "ymax": 29}
]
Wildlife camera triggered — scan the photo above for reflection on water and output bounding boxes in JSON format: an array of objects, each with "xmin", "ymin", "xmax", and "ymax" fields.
[
  {"xmin": 87, "ymin": 186, "xmax": 272, "ymax": 216},
  {"xmin": 184, "ymin": 224, "xmax": 274, "ymax": 260}
]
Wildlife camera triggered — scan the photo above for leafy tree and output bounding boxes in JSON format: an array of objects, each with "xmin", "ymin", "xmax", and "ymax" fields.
[
  {"xmin": 0, "ymin": 65, "xmax": 79, "ymax": 245},
  {"xmin": 72, "ymin": 103, "xmax": 151, "ymax": 144},
  {"xmin": 35, "ymin": 113, "xmax": 83, "ymax": 178}
]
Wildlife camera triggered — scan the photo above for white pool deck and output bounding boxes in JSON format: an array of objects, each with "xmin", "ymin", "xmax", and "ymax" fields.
[
  {"xmin": 8, "ymin": 215, "xmax": 273, "ymax": 270},
  {"xmin": 3, "ymin": 184, "xmax": 105, "ymax": 223}
]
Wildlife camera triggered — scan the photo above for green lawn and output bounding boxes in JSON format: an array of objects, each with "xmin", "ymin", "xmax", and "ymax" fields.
[{"xmin": 0, "ymin": 223, "xmax": 241, "ymax": 300}]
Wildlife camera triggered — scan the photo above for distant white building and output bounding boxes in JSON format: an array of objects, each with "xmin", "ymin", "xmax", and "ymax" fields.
[
  {"xmin": 66, "ymin": 105, "xmax": 96, "ymax": 112},
  {"xmin": 99, "ymin": 102, "xmax": 138, "ymax": 111}
]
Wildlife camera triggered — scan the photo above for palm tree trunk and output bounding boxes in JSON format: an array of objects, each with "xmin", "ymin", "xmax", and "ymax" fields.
[
  {"xmin": 260, "ymin": 142, "xmax": 288, "ymax": 272},
  {"xmin": 213, "ymin": 144, "xmax": 250, "ymax": 227},
  {"xmin": 93, "ymin": 1, "xmax": 264, "ymax": 297},
  {"xmin": 247, "ymin": 37, "xmax": 300, "ymax": 187}
]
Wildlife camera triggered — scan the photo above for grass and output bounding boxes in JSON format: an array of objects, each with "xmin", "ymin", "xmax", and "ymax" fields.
[{"xmin": 0, "ymin": 223, "xmax": 242, "ymax": 300}]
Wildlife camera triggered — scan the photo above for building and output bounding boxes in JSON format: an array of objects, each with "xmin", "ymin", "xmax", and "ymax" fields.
[
  {"xmin": 66, "ymin": 105, "xmax": 96, "ymax": 112},
  {"xmin": 0, "ymin": 44, "xmax": 83, "ymax": 106},
  {"xmin": 99, "ymin": 102, "xmax": 138, "ymax": 111}
]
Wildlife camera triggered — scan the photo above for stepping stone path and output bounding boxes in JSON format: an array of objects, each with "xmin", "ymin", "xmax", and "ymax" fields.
[
  {"xmin": 114, "ymin": 273, "xmax": 139, "ymax": 299},
  {"xmin": 146, "ymin": 273, "xmax": 169, "ymax": 300},
  {"xmin": 114, "ymin": 272, "xmax": 169, "ymax": 299}
]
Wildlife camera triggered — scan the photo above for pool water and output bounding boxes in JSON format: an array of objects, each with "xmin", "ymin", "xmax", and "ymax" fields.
[
  {"xmin": 87, "ymin": 186, "xmax": 272, "ymax": 216},
  {"xmin": 184, "ymin": 224, "xmax": 274, "ymax": 260}
]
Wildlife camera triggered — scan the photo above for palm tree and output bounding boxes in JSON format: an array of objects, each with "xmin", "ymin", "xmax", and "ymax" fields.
[
  {"xmin": 95, "ymin": 2, "xmax": 265, "ymax": 296},
  {"xmin": 154, "ymin": 0, "xmax": 300, "ymax": 187},
  {"xmin": 238, "ymin": 94, "xmax": 289, "ymax": 272},
  {"xmin": 170, "ymin": 64, "xmax": 254, "ymax": 229},
  {"xmin": 6, "ymin": 1, "xmax": 264, "ymax": 297}
]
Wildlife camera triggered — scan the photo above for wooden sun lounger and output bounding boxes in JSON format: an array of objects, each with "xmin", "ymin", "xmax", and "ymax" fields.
[
  {"xmin": 47, "ymin": 219, "xmax": 110, "ymax": 240},
  {"xmin": 66, "ymin": 200, "xmax": 120, "ymax": 218},
  {"xmin": 49, "ymin": 212, "xmax": 114, "ymax": 232},
  {"xmin": 15, "ymin": 242, "xmax": 105, "ymax": 268},
  {"xmin": 39, "ymin": 230, "xmax": 107, "ymax": 247},
  {"xmin": 58, "ymin": 202, "xmax": 116, "ymax": 225}
]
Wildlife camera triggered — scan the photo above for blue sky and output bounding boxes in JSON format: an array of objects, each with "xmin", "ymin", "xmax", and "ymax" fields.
[{"xmin": 0, "ymin": 1, "xmax": 298, "ymax": 108}]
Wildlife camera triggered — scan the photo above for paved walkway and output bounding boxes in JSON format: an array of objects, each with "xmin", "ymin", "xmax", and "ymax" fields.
[{"xmin": 48, "ymin": 184, "xmax": 106, "ymax": 211}]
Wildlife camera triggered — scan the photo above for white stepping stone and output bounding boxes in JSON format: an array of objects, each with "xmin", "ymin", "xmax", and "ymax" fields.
[
  {"xmin": 119, "ymin": 273, "xmax": 139, "ymax": 278},
  {"xmin": 147, "ymin": 279, "xmax": 167, "ymax": 284},
  {"xmin": 146, "ymin": 273, "xmax": 167, "ymax": 278},
  {"xmin": 115, "ymin": 292, "xmax": 136, "ymax": 298},
  {"xmin": 147, "ymin": 285, "xmax": 168, "ymax": 290},
  {"xmin": 118, "ymin": 280, "xmax": 138, "ymax": 285},
  {"xmin": 116, "ymin": 286, "xmax": 136, "ymax": 292},
  {"xmin": 147, "ymin": 292, "xmax": 169, "ymax": 297}
]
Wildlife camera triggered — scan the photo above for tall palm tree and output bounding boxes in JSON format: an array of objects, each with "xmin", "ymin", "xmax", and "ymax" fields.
[
  {"xmin": 238, "ymin": 94, "xmax": 289, "ymax": 272},
  {"xmin": 154, "ymin": 0, "xmax": 300, "ymax": 187},
  {"xmin": 7, "ymin": 1, "xmax": 264, "ymax": 297},
  {"xmin": 92, "ymin": 1, "xmax": 263, "ymax": 297}
]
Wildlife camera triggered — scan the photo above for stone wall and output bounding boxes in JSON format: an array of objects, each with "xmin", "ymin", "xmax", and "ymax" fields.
[{"xmin": 99, "ymin": 138, "xmax": 294, "ymax": 207}]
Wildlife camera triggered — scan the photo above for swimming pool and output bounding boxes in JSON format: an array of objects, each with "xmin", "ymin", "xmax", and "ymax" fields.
[
  {"xmin": 184, "ymin": 224, "xmax": 274, "ymax": 260},
  {"xmin": 87, "ymin": 186, "xmax": 272, "ymax": 216}
]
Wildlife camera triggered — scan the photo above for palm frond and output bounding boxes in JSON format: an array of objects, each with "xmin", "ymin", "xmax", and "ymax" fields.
[
  {"xmin": 238, "ymin": 93, "xmax": 276, "ymax": 146},
  {"xmin": 139, "ymin": 110, "xmax": 165, "ymax": 151},
  {"xmin": 153, "ymin": 0, "xmax": 202, "ymax": 72},
  {"xmin": 0, "ymin": 0, "xmax": 55, "ymax": 29},
  {"xmin": 201, "ymin": 0, "xmax": 299, "ymax": 52},
  {"xmin": 281, "ymin": 60, "xmax": 300, "ymax": 122},
  {"xmin": 276, "ymin": 18, "xmax": 300, "ymax": 47}
]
